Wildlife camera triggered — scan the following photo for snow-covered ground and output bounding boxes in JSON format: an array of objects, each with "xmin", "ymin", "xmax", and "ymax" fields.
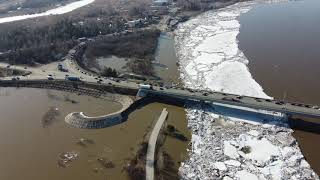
[
  {"xmin": 175, "ymin": 0, "xmax": 319, "ymax": 179},
  {"xmin": 0, "ymin": 0, "xmax": 95, "ymax": 24}
]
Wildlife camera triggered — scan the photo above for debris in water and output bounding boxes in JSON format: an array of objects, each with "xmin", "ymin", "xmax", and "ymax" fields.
[
  {"xmin": 41, "ymin": 107, "xmax": 60, "ymax": 128},
  {"xmin": 97, "ymin": 157, "xmax": 115, "ymax": 169},
  {"xmin": 76, "ymin": 137, "xmax": 95, "ymax": 147},
  {"xmin": 57, "ymin": 151, "xmax": 79, "ymax": 168},
  {"xmin": 64, "ymin": 95, "xmax": 78, "ymax": 104}
]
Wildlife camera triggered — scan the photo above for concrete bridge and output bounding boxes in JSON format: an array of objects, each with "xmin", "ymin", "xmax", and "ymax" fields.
[
  {"xmin": 0, "ymin": 78, "xmax": 320, "ymax": 128},
  {"xmin": 140, "ymin": 86, "xmax": 320, "ymax": 118}
]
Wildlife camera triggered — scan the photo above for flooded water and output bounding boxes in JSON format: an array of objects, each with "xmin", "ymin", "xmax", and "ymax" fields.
[
  {"xmin": 95, "ymin": 56, "xmax": 128, "ymax": 73},
  {"xmin": 0, "ymin": 87, "xmax": 189, "ymax": 179},
  {"xmin": 154, "ymin": 33, "xmax": 180, "ymax": 85},
  {"xmin": 238, "ymin": 0, "xmax": 320, "ymax": 174}
]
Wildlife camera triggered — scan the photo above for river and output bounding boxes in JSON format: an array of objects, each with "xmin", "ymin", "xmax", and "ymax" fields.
[
  {"xmin": 153, "ymin": 33, "xmax": 181, "ymax": 85},
  {"xmin": 0, "ymin": 87, "xmax": 189, "ymax": 180},
  {"xmin": 238, "ymin": 0, "xmax": 320, "ymax": 174},
  {"xmin": 174, "ymin": 0, "xmax": 319, "ymax": 179}
]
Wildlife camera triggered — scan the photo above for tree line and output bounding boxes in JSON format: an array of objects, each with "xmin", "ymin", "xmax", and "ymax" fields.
[{"xmin": 0, "ymin": 18, "xmax": 125, "ymax": 65}]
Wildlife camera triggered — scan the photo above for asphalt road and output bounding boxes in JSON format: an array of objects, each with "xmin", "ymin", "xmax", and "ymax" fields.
[{"xmin": 1, "ymin": 61, "xmax": 319, "ymax": 118}]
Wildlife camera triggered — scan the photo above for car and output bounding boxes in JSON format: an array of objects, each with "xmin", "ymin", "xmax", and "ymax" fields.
[
  {"xmin": 305, "ymin": 105, "xmax": 312, "ymax": 108},
  {"xmin": 222, "ymin": 97, "xmax": 241, "ymax": 103},
  {"xmin": 275, "ymin": 101, "xmax": 285, "ymax": 105},
  {"xmin": 47, "ymin": 76, "xmax": 54, "ymax": 80},
  {"xmin": 11, "ymin": 77, "xmax": 16, "ymax": 81},
  {"xmin": 160, "ymin": 87, "xmax": 164, "ymax": 90},
  {"xmin": 108, "ymin": 82, "xmax": 112, "ymax": 85},
  {"xmin": 236, "ymin": 95, "xmax": 243, "ymax": 99},
  {"xmin": 48, "ymin": 74, "xmax": 52, "ymax": 77},
  {"xmin": 16, "ymin": 77, "xmax": 20, "ymax": 80},
  {"xmin": 203, "ymin": 93, "xmax": 209, "ymax": 96},
  {"xmin": 255, "ymin": 98, "xmax": 262, "ymax": 102}
]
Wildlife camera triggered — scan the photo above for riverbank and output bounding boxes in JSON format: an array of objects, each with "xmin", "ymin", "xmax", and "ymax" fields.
[
  {"xmin": 174, "ymin": 0, "xmax": 318, "ymax": 179},
  {"xmin": 0, "ymin": 0, "xmax": 94, "ymax": 24}
]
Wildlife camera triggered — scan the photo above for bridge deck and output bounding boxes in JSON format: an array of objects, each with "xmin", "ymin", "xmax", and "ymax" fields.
[
  {"xmin": 1, "ymin": 79, "xmax": 319, "ymax": 118},
  {"xmin": 144, "ymin": 87, "xmax": 320, "ymax": 118}
]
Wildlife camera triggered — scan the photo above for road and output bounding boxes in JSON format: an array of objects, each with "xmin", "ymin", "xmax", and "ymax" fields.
[
  {"xmin": 146, "ymin": 108, "xmax": 168, "ymax": 180},
  {"xmin": 0, "ymin": 59, "xmax": 320, "ymax": 118}
]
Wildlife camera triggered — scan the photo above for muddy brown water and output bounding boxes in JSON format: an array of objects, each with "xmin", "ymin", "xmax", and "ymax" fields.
[
  {"xmin": 0, "ymin": 87, "xmax": 189, "ymax": 180},
  {"xmin": 0, "ymin": 28, "xmax": 190, "ymax": 179},
  {"xmin": 238, "ymin": 0, "xmax": 320, "ymax": 174},
  {"xmin": 154, "ymin": 33, "xmax": 181, "ymax": 85}
]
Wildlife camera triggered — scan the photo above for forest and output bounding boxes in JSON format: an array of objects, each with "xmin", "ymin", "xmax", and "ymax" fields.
[{"xmin": 0, "ymin": 18, "xmax": 125, "ymax": 65}]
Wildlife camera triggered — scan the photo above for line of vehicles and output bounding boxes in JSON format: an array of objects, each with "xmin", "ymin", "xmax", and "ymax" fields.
[
  {"xmin": 138, "ymin": 83, "xmax": 320, "ymax": 111},
  {"xmin": 46, "ymin": 74, "xmax": 80, "ymax": 81}
]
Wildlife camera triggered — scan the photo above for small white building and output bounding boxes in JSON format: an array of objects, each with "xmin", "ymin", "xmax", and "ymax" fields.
[
  {"xmin": 153, "ymin": 0, "xmax": 169, "ymax": 6},
  {"xmin": 126, "ymin": 19, "xmax": 143, "ymax": 28}
]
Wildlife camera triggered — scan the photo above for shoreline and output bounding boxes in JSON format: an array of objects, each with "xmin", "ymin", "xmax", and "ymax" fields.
[
  {"xmin": 174, "ymin": 0, "xmax": 319, "ymax": 179},
  {"xmin": 0, "ymin": 0, "xmax": 95, "ymax": 24}
]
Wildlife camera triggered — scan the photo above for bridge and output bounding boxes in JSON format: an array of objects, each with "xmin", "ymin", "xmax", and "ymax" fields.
[
  {"xmin": 0, "ymin": 78, "xmax": 320, "ymax": 120},
  {"xmin": 140, "ymin": 86, "xmax": 320, "ymax": 119}
]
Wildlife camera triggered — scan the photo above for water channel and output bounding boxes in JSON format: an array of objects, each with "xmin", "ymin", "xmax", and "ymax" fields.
[
  {"xmin": 238, "ymin": 0, "xmax": 320, "ymax": 174},
  {"xmin": 0, "ymin": 32, "xmax": 190, "ymax": 179}
]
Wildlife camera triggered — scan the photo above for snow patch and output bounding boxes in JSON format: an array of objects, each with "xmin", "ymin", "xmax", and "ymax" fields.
[
  {"xmin": 235, "ymin": 170, "xmax": 259, "ymax": 180},
  {"xmin": 0, "ymin": 0, "xmax": 95, "ymax": 24},
  {"xmin": 238, "ymin": 134, "xmax": 280, "ymax": 163}
]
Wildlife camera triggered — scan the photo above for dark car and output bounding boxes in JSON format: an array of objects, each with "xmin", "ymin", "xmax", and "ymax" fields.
[
  {"xmin": 222, "ymin": 97, "xmax": 241, "ymax": 103},
  {"xmin": 236, "ymin": 95, "xmax": 243, "ymax": 99},
  {"xmin": 275, "ymin": 101, "xmax": 285, "ymax": 105},
  {"xmin": 255, "ymin": 98, "xmax": 262, "ymax": 102}
]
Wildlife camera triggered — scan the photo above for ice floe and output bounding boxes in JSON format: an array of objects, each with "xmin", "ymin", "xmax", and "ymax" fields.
[{"xmin": 175, "ymin": 0, "xmax": 318, "ymax": 179}]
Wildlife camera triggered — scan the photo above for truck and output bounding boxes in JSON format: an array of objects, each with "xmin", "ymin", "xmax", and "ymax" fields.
[
  {"xmin": 139, "ymin": 84, "xmax": 152, "ymax": 90},
  {"xmin": 65, "ymin": 76, "xmax": 80, "ymax": 81}
]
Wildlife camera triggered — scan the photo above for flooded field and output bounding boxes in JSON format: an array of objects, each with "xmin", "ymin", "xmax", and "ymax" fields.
[
  {"xmin": 238, "ymin": 0, "xmax": 320, "ymax": 174},
  {"xmin": 95, "ymin": 56, "xmax": 128, "ymax": 73},
  {"xmin": 0, "ymin": 87, "xmax": 189, "ymax": 180}
]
